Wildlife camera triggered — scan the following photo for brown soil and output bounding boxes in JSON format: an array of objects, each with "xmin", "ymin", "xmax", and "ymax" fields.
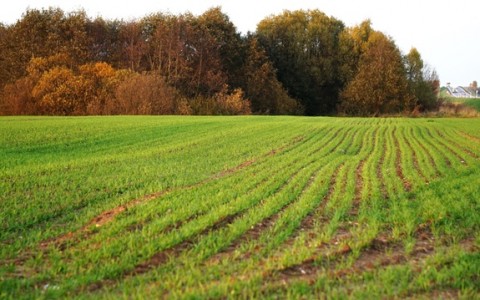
[
  {"xmin": 431, "ymin": 128, "xmax": 469, "ymax": 165},
  {"xmin": 402, "ymin": 134, "xmax": 429, "ymax": 183},
  {"xmin": 283, "ymin": 163, "xmax": 345, "ymax": 246},
  {"xmin": 376, "ymin": 131, "xmax": 388, "ymax": 198},
  {"xmin": 435, "ymin": 129, "xmax": 478, "ymax": 160},
  {"xmin": 392, "ymin": 128, "xmax": 412, "ymax": 192},
  {"xmin": 352, "ymin": 158, "xmax": 366, "ymax": 216},
  {"xmin": 424, "ymin": 127, "xmax": 453, "ymax": 167},
  {"xmin": 458, "ymin": 131, "xmax": 480, "ymax": 144},
  {"xmin": 207, "ymin": 163, "xmax": 325, "ymax": 264},
  {"xmin": 412, "ymin": 127, "xmax": 442, "ymax": 177}
]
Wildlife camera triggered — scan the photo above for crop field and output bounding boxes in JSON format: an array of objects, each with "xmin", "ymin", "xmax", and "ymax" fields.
[
  {"xmin": 458, "ymin": 98, "xmax": 480, "ymax": 112},
  {"xmin": 1, "ymin": 116, "xmax": 479, "ymax": 299}
]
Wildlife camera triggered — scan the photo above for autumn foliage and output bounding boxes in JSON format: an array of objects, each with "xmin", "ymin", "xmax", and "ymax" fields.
[{"xmin": 0, "ymin": 8, "xmax": 439, "ymax": 116}]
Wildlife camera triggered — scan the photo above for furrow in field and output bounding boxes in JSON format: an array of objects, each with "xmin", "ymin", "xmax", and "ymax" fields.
[
  {"xmin": 135, "ymin": 128, "xmax": 332, "ymax": 239},
  {"xmin": 305, "ymin": 126, "xmax": 343, "ymax": 157},
  {"xmin": 8, "ymin": 130, "xmax": 314, "ymax": 271},
  {"xmin": 125, "ymin": 211, "xmax": 248, "ymax": 278},
  {"xmin": 98, "ymin": 130, "xmax": 331, "ymax": 279},
  {"xmin": 285, "ymin": 126, "xmax": 378, "ymax": 265},
  {"xmin": 457, "ymin": 130, "xmax": 480, "ymax": 144},
  {"xmin": 263, "ymin": 228, "xmax": 476, "ymax": 296},
  {"xmin": 352, "ymin": 156, "xmax": 367, "ymax": 216},
  {"xmin": 401, "ymin": 129, "xmax": 428, "ymax": 183},
  {"xmin": 375, "ymin": 127, "xmax": 388, "ymax": 199},
  {"xmin": 238, "ymin": 126, "xmax": 361, "ymax": 248},
  {"xmin": 417, "ymin": 126, "xmax": 452, "ymax": 169},
  {"xmin": 31, "ymin": 133, "xmax": 311, "ymax": 253},
  {"xmin": 283, "ymin": 162, "xmax": 346, "ymax": 245},
  {"xmin": 88, "ymin": 154, "xmax": 325, "ymax": 291},
  {"xmin": 360, "ymin": 123, "xmax": 382, "ymax": 200},
  {"xmin": 97, "ymin": 127, "xmax": 360, "ymax": 296},
  {"xmin": 382, "ymin": 126, "xmax": 402, "ymax": 197},
  {"xmin": 272, "ymin": 233, "xmax": 395, "ymax": 281},
  {"xmin": 392, "ymin": 127, "xmax": 412, "ymax": 192},
  {"xmin": 258, "ymin": 234, "xmax": 478, "ymax": 299},
  {"xmin": 72, "ymin": 165, "xmax": 296, "ymax": 291},
  {"xmin": 434, "ymin": 128, "xmax": 479, "ymax": 160},
  {"xmin": 271, "ymin": 235, "xmax": 351, "ymax": 280},
  {"xmin": 17, "ymin": 142, "xmax": 312, "ymax": 274},
  {"xmin": 198, "ymin": 127, "xmax": 355, "ymax": 263},
  {"xmin": 409, "ymin": 126, "xmax": 441, "ymax": 178},
  {"xmin": 425, "ymin": 127, "xmax": 467, "ymax": 166},
  {"xmin": 208, "ymin": 162, "xmax": 343, "ymax": 266},
  {"xmin": 244, "ymin": 127, "xmax": 373, "ymax": 277},
  {"xmin": 256, "ymin": 127, "xmax": 377, "ymax": 284},
  {"xmin": 3, "ymin": 122, "xmax": 296, "ymax": 235},
  {"xmin": 116, "ymin": 131, "xmax": 325, "ymax": 237}
]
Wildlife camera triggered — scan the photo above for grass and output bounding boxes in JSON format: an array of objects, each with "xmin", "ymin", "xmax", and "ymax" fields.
[
  {"xmin": 0, "ymin": 116, "xmax": 479, "ymax": 299},
  {"xmin": 461, "ymin": 98, "xmax": 480, "ymax": 111},
  {"xmin": 440, "ymin": 89, "xmax": 480, "ymax": 113}
]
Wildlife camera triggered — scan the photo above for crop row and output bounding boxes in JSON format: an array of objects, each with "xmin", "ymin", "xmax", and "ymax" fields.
[{"xmin": 0, "ymin": 116, "xmax": 479, "ymax": 299}]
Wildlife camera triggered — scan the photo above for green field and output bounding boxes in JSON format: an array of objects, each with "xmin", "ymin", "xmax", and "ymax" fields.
[
  {"xmin": 440, "ymin": 88, "xmax": 480, "ymax": 112},
  {"xmin": 458, "ymin": 98, "xmax": 480, "ymax": 111},
  {"xmin": 1, "ymin": 116, "xmax": 479, "ymax": 299}
]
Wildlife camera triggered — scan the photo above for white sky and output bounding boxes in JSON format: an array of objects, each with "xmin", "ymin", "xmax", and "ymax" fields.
[{"xmin": 1, "ymin": 0, "xmax": 479, "ymax": 86}]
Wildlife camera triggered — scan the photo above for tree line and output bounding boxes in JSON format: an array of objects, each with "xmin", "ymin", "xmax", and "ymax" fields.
[{"xmin": 0, "ymin": 7, "xmax": 439, "ymax": 116}]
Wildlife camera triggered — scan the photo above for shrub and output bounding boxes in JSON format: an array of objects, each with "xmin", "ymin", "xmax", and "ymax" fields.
[{"xmin": 113, "ymin": 73, "xmax": 178, "ymax": 115}]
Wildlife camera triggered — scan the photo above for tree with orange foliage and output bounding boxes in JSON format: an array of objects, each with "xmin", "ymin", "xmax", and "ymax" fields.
[{"xmin": 340, "ymin": 32, "xmax": 413, "ymax": 116}]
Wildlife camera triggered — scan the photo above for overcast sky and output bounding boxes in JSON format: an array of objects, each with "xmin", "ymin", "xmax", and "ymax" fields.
[{"xmin": 1, "ymin": 0, "xmax": 478, "ymax": 86}]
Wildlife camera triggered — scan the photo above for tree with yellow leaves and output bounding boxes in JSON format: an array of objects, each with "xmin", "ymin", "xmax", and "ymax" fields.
[{"xmin": 340, "ymin": 32, "xmax": 414, "ymax": 116}]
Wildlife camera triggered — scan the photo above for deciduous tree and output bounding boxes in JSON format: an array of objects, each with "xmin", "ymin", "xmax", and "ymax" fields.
[
  {"xmin": 257, "ymin": 10, "xmax": 346, "ymax": 115},
  {"xmin": 340, "ymin": 32, "xmax": 413, "ymax": 115},
  {"xmin": 242, "ymin": 37, "xmax": 301, "ymax": 114},
  {"xmin": 405, "ymin": 48, "xmax": 439, "ymax": 111}
]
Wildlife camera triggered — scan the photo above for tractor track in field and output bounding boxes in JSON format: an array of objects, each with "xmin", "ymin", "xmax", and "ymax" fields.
[
  {"xmin": 352, "ymin": 156, "xmax": 367, "ymax": 216},
  {"xmin": 342, "ymin": 127, "xmax": 378, "ymax": 218}
]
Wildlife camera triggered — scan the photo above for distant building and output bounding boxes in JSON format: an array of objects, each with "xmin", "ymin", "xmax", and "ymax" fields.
[{"xmin": 445, "ymin": 83, "xmax": 479, "ymax": 98}]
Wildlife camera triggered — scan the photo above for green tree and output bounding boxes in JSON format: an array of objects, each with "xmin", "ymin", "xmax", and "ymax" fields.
[
  {"xmin": 340, "ymin": 20, "xmax": 374, "ymax": 83},
  {"xmin": 257, "ymin": 10, "xmax": 346, "ymax": 115},
  {"xmin": 405, "ymin": 48, "xmax": 439, "ymax": 111},
  {"xmin": 340, "ymin": 32, "xmax": 413, "ymax": 115},
  {"xmin": 197, "ymin": 7, "xmax": 245, "ymax": 89},
  {"xmin": 242, "ymin": 37, "xmax": 301, "ymax": 114}
]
